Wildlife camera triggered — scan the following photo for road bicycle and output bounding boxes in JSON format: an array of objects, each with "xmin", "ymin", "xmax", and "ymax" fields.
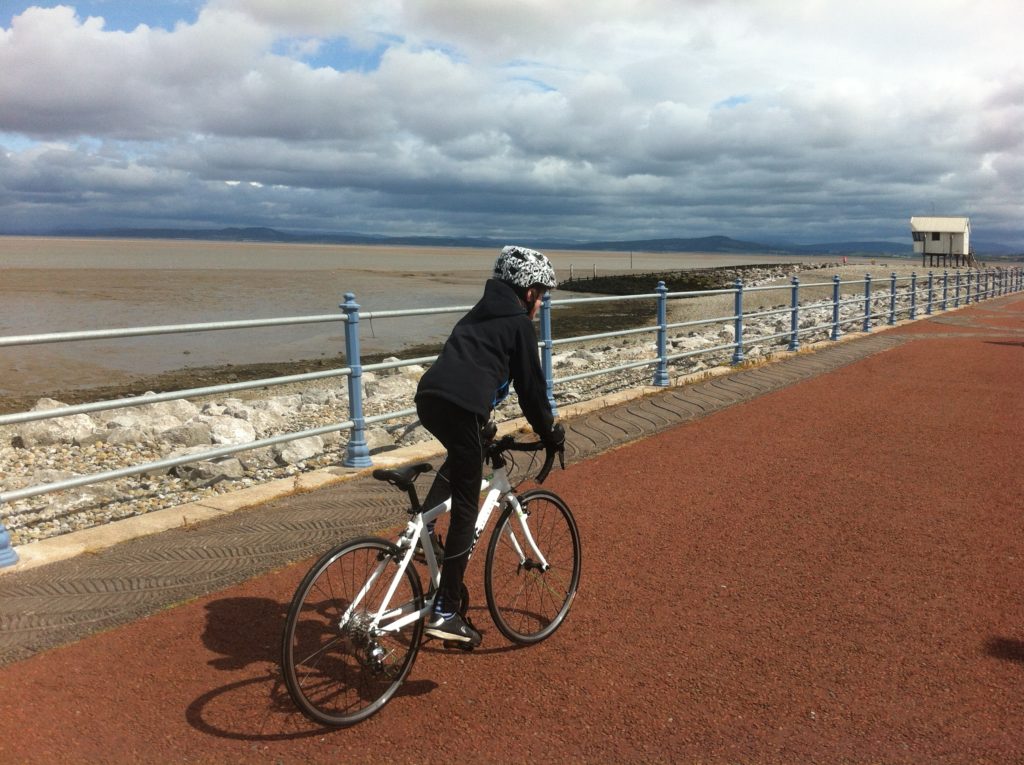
[{"xmin": 280, "ymin": 426, "xmax": 581, "ymax": 727}]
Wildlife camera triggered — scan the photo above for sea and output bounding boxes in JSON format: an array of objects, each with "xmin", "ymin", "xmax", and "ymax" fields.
[{"xmin": 0, "ymin": 236, "xmax": 835, "ymax": 397}]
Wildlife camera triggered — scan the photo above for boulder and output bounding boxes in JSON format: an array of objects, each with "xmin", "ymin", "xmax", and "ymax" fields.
[
  {"xmin": 250, "ymin": 399, "xmax": 291, "ymax": 416},
  {"xmin": 270, "ymin": 394, "xmax": 303, "ymax": 409},
  {"xmin": 248, "ymin": 409, "xmax": 288, "ymax": 438},
  {"xmin": 106, "ymin": 425, "xmax": 156, "ymax": 446},
  {"xmin": 274, "ymin": 436, "xmax": 325, "ymax": 465},
  {"xmin": 365, "ymin": 426, "xmax": 395, "ymax": 453},
  {"xmin": 137, "ymin": 397, "xmax": 199, "ymax": 422},
  {"xmin": 238, "ymin": 447, "xmax": 279, "ymax": 471},
  {"xmin": 222, "ymin": 399, "xmax": 254, "ymax": 420},
  {"xmin": 161, "ymin": 422, "xmax": 214, "ymax": 447},
  {"xmin": 15, "ymin": 400, "xmax": 97, "ymax": 447},
  {"xmin": 173, "ymin": 458, "xmax": 245, "ymax": 484},
  {"xmin": 201, "ymin": 415, "xmax": 257, "ymax": 445},
  {"xmin": 300, "ymin": 388, "xmax": 333, "ymax": 406}
]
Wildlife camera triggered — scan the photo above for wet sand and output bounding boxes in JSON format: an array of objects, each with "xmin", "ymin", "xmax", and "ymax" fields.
[{"xmin": 0, "ymin": 236, "xmax": 881, "ymax": 403}]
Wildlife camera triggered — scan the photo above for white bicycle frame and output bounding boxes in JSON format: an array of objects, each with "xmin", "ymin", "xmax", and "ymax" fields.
[{"xmin": 340, "ymin": 460, "xmax": 552, "ymax": 637}]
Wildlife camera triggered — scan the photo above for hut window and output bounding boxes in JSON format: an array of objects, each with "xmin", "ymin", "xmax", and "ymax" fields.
[{"xmin": 931, "ymin": 232, "xmax": 941, "ymax": 241}]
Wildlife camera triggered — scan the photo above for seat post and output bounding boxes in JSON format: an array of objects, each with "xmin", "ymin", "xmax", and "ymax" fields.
[{"xmin": 407, "ymin": 486, "xmax": 421, "ymax": 513}]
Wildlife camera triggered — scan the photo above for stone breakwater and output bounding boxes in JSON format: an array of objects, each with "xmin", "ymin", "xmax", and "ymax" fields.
[{"xmin": 0, "ymin": 263, "xmax": 934, "ymax": 545}]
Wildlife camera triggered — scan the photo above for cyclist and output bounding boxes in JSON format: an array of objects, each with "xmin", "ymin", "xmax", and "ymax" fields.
[{"xmin": 415, "ymin": 245, "xmax": 565, "ymax": 646}]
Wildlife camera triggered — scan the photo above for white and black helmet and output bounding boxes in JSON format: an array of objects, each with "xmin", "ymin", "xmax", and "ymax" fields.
[{"xmin": 493, "ymin": 245, "xmax": 557, "ymax": 290}]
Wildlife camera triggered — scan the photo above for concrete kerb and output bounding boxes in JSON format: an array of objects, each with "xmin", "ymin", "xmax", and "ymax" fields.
[{"xmin": 0, "ymin": 299, "xmax": 974, "ymax": 575}]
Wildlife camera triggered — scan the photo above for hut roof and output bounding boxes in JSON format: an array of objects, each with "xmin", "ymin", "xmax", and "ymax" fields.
[{"xmin": 910, "ymin": 216, "xmax": 970, "ymax": 233}]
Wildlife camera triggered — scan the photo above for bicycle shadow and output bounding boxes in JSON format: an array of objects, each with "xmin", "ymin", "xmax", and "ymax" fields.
[
  {"xmin": 186, "ymin": 595, "xmax": 438, "ymax": 741},
  {"xmin": 984, "ymin": 636, "xmax": 1024, "ymax": 664}
]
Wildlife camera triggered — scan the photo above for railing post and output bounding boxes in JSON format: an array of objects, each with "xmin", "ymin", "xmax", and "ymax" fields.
[
  {"xmin": 942, "ymin": 271, "xmax": 949, "ymax": 311},
  {"xmin": 731, "ymin": 278, "xmax": 745, "ymax": 364},
  {"xmin": 910, "ymin": 272, "xmax": 918, "ymax": 319},
  {"xmin": 888, "ymin": 272, "xmax": 897, "ymax": 325},
  {"xmin": 788, "ymin": 276, "xmax": 800, "ymax": 351},
  {"xmin": 926, "ymin": 271, "xmax": 934, "ymax": 315},
  {"xmin": 831, "ymin": 274, "xmax": 841, "ymax": 340},
  {"xmin": 862, "ymin": 273, "xmax": 872, "ymax": 332},
  {"xmin": 341, "ymin": 292, "xmax": 372, "ymax": 468},
  {"xmin": 954, "ymin": 270, "xmax": 961, "ymax": 307},
  {"xmin": 0, "ymin": 517, "xmax": 18, "ymax": 568},
  {"xmin": 966, "ymin": 270, "xmax": 973, "ymax": 304},
  {"xmin": 540, "ymin": 292, "xmax": 558, "ymax": 412},
  {"xmin": 653, "ymin": 281, "xmax": 670, "ymax": 386}
]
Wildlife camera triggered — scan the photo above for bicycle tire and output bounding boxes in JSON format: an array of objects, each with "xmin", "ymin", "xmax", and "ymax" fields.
[
  {"xmin": 484, "ymin": 489, "xmax": 581, "ymax": 644},
  {"xmin": 280, "ymin": 536, "xmax": 424, "ymax": 727}
]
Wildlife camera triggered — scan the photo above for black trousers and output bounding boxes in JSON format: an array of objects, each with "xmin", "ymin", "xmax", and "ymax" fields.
[{"xmin": 415, "ymin": 395, "xmax": 485, "ymax": 611}]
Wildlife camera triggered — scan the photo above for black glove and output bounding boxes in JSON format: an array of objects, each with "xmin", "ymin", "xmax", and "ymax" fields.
[{"xmin": 543, "ymin": 422, "xmax": 565, "ymax": 450}]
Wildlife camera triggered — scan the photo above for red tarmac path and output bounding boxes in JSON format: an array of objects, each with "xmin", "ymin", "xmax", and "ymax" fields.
[{"xmin": 2, "ymin": 297, "xmax": 1023, "ymax": 763}]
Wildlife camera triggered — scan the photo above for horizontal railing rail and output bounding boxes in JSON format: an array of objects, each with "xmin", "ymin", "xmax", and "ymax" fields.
[{"xmin": 1, "ymin": 265, "xmax": 1021, "ymax": 566}]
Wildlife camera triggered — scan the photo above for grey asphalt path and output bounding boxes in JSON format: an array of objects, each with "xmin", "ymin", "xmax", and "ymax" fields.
[{"xmin": 0, "ymin": 330, "xmax": 907, "ymax": 666}]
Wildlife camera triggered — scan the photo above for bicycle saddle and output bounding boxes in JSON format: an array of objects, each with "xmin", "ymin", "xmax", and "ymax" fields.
[{"xmin": 371, "ymin": 462, "xmax": 433, "ymax": 491}]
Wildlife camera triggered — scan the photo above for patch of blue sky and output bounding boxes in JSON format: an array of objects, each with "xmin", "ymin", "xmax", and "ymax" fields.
[
  {"xmin": 714, "ymin": 95, "xmax": 752, "ymax": 109},
  {"xmin": 0, "ymin": 133, "xmax": 41, "ymax": 151},
  {"xmin": 277, "ymin": 36, "xmax": 395, "ymax": 72},
  {"xmin": 11, "ymin": 0, "xmax": 205, "ymax": 31},
  {"xmin": 508, "ymin": 76, "xmax": 556, "ymax": 92}
]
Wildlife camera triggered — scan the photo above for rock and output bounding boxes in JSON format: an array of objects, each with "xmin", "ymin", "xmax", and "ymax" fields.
[
  {"xmin": 300, "ymin": 387, "xmax": 336, "ymax": 407},
  {"xmin": 161, "ymin": 422, "xmax": 213, "ymax": 447},
  {"xmin": 238, "ymin": 447, "xmax": 278, "ymax": 471},
  {"xmin": 148, "ymin": 414, "xmax": 185, "ymax": 432},
  {"xmin": 105, "ymin": 413, "xmax": 146, "ymax": 430},
  {"xmin": 173, "ymin": 458, "xmax": 245, "ymax": 484},
  {"xmin": 202, "ymin": 402, "xmax": 227, "ymax": 416},
  {"xmin": 364, "ymin": 375, "xmax": 417, "ymax": 399},
  {"xmin": 275, "ymin": 436, "xmax": 325, "ymax": 465},
  {"xmin": 201, "ymin": 415, "xmax": 257, "ymax": 445},
  {"xmin": 365, "ymin": 426, "xmax": 394, "ymax": 453},
  {"xmin": 74, "ymin": 429, "xmax": 108, "ymax": 447},
  {"xmin": 137, "ymin": 397, "xmax": 200, "ymax": 422},
  {"xmin": 106, "ymin": 425, "xmax": 156, "ymax": 446},
  {"xmin": 270, "ymin": 394, "xmax": 303, "ymax": 409},
  {"xmin": 15, "ymin": 403, "xmax": 97, "ymax": 447},
  {"xmin": 670, "ymin": 336, "xmax": 705, "ymax": 351},
  {"xmin": 378, "ymin": 357, "xmax": 403, "ymax": 376},
  {"xmin": 248, "ymin": 409, "xmax": 288, "ymax": 438},
  {"xmin": 250, "ymin": 399, "xmax": 291, "ymax": 416},
  {"xmin": 222, "ymin": 399, "xmax": 254, "ymax": 420}
]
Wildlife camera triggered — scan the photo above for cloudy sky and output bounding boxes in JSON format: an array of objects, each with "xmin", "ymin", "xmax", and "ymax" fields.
[{"xmin": 1, "ymin": 0, "xmax": 1022, "ymax": 246}]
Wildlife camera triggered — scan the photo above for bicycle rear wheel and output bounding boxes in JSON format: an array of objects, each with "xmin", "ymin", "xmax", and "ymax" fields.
[
  {"xmin": 281, "ymin": 537, "xmax": 424, "ymax": 727},
  {"xmin": 484, "ymin": 489, "xmax": 581, "ymax": 644}
]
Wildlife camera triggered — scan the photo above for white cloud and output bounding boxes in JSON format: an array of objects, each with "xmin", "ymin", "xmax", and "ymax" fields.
[{"xmin": 0, "ymin": 0, "xmax": 1022, "ymax": 245}]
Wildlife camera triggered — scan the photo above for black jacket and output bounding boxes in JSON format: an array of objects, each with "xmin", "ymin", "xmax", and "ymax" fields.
[{"xmin": 416, "ymin": 279, "xmax": 554, "ymax": 436}]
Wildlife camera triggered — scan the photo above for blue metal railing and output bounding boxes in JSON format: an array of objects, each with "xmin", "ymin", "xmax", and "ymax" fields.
[{"xmin": 1, "ymin": 265, "xmax": 1021, "ymax": 566}]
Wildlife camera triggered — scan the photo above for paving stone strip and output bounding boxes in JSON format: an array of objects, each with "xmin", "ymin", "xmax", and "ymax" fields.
[{"xmin": 0, "ymin": 330, "xmax": 905, "ymax": 666}]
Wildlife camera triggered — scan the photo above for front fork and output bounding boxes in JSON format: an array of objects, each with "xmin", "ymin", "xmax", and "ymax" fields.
[{"xmin": 502, "ymin": 495, "xmax": 551, "ymax": 572}]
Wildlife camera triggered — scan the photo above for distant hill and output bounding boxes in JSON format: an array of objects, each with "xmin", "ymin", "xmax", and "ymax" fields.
[
  {"xmin": 563, "ymin": 235, "xmax": 789, "ymax": 253},
  {"xmin": 40, "ymin": 226, "xmax": 1017, "ymax": 256}
]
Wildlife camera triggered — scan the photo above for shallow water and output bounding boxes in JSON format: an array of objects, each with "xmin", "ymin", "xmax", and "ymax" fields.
[{"xmin": 0, "ymin": 236, "xmax": 838, "ymax": 396}]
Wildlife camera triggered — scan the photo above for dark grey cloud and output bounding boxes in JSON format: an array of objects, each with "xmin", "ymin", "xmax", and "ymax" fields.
[{"xmin": 1, "ymin": 1, "xmax": 1022, "ymax": 246}]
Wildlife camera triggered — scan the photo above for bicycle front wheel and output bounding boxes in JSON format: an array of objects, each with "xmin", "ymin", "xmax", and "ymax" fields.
[
  {"xmin": 484, "ymin": 489, "xmax": 581, "ymax": 644},
  {"xmin": 281, "ymin": 537, "xmax": 424, "ymax": 727}
]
